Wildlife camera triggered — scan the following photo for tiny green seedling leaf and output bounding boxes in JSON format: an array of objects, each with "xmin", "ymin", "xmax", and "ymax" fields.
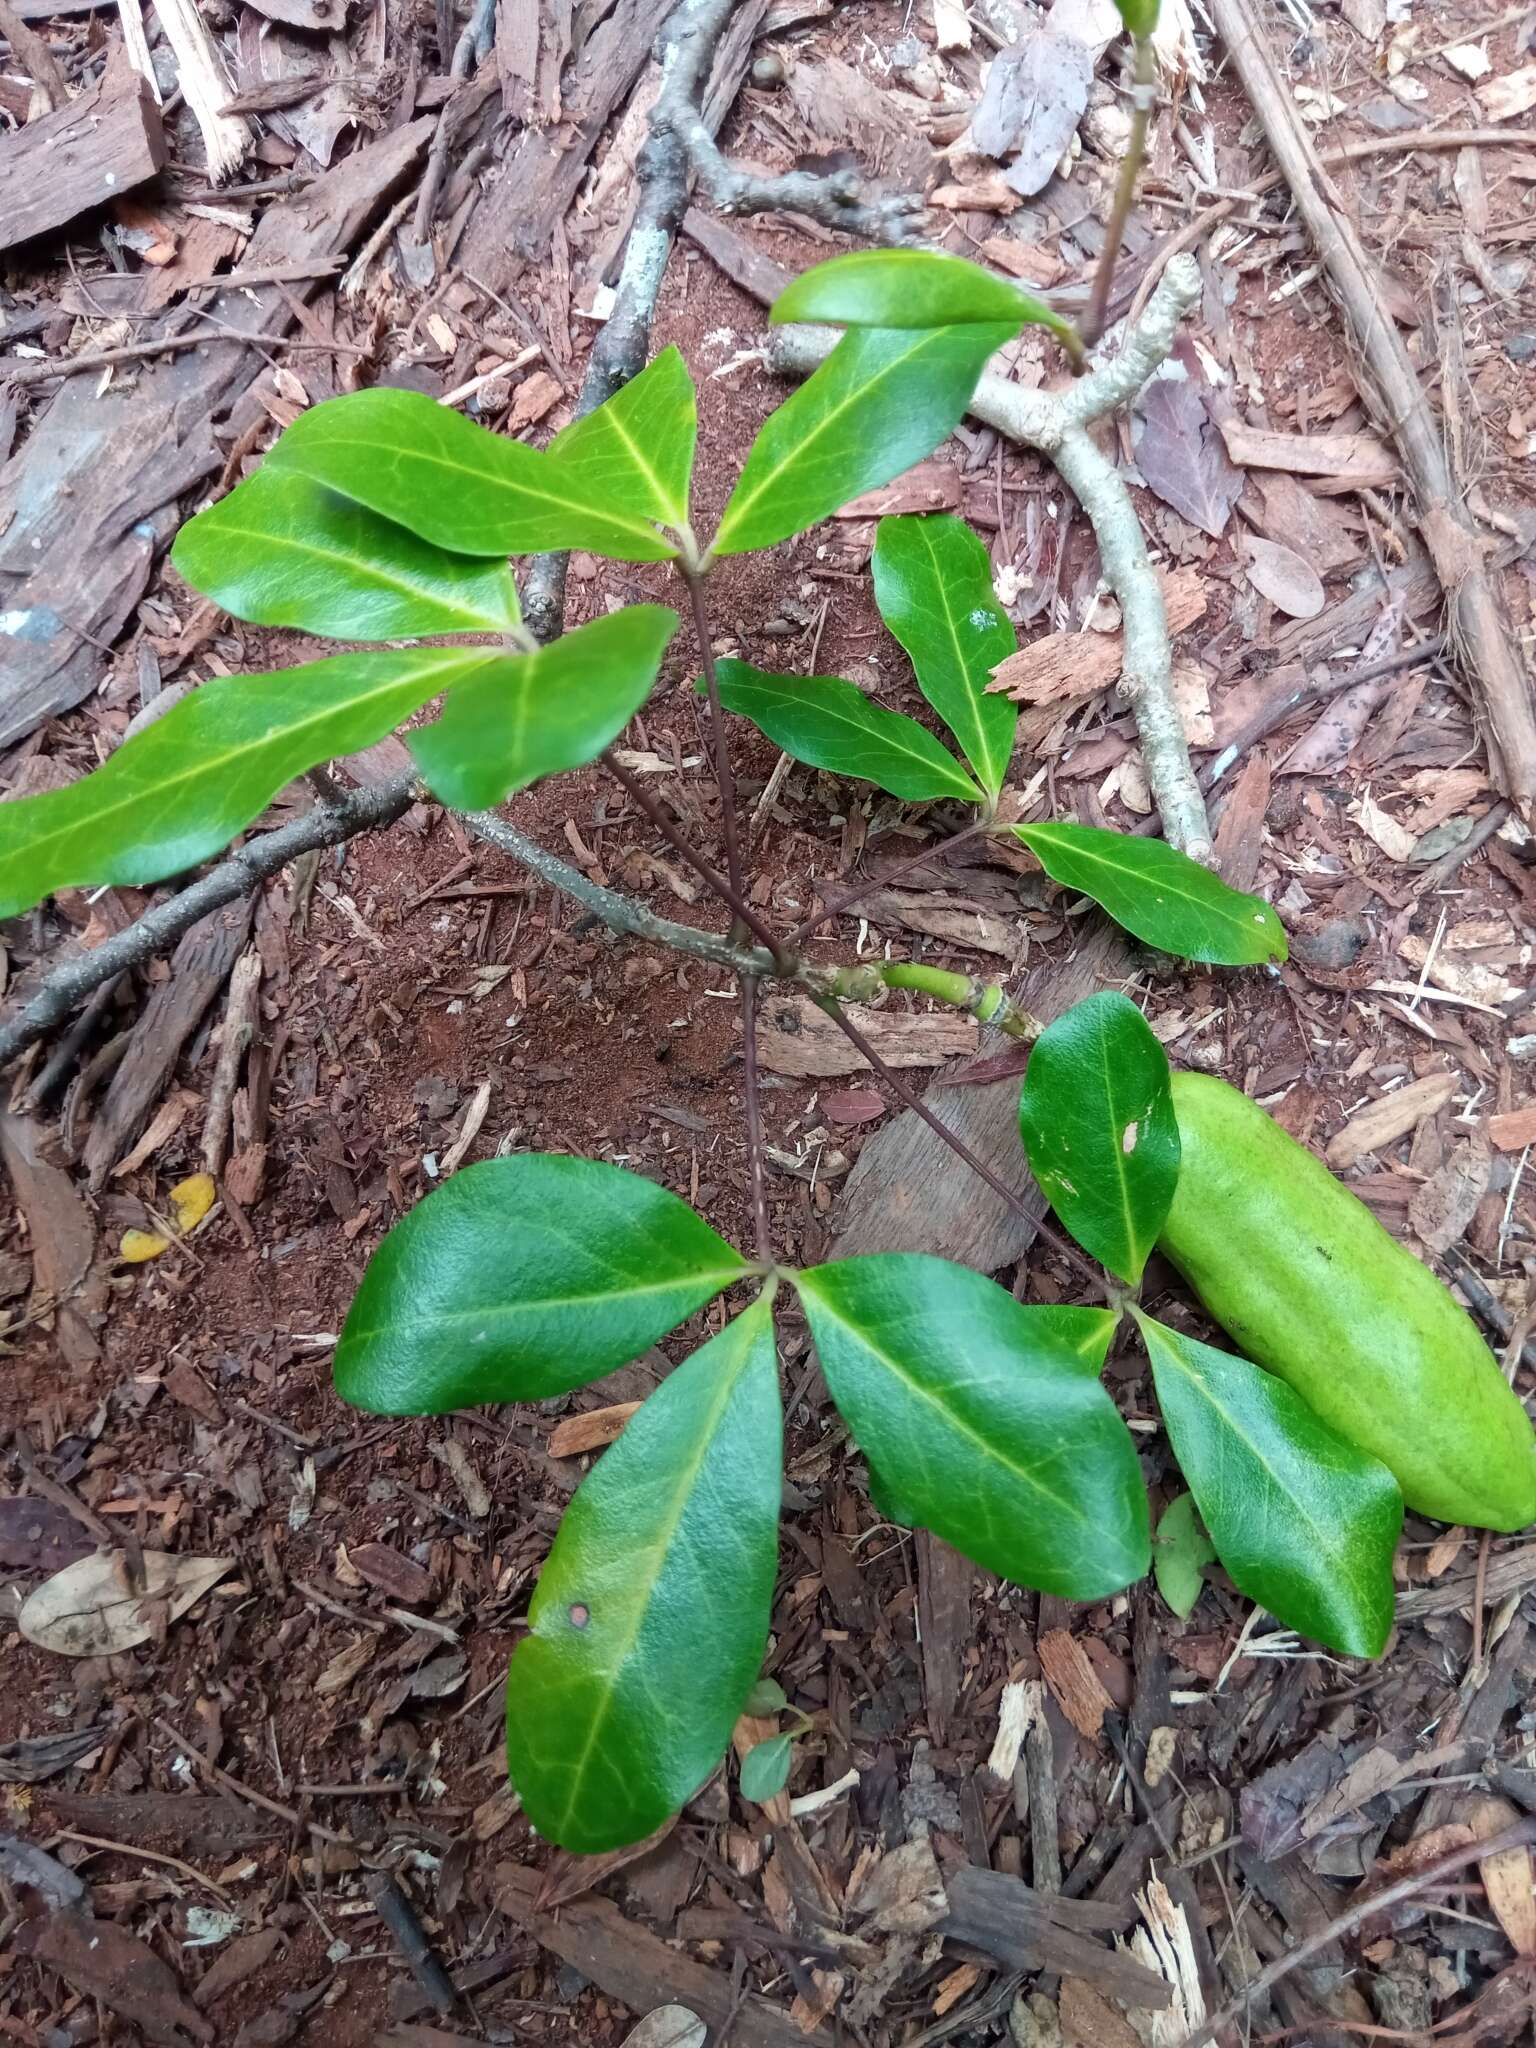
[
  {"xmin": 409, "ymin": 604, "xmax": 679, "ymax": 810},
  {"xmin": 334, "ymin": 1156, "xmax": 748, "ymax": 1413},
  {"xmin": 711, "ymin": 323, "xmax": 1014, "ymax": 558},
  {"xmin": 710, "ymin": 659, "xmax": 984, "ymax": 804},
  {"xmin": 743, "ymin": 1677, "xmax": 788, "ymax": 1717},
  {"xmin": 1014, "ymin": 821, "xmax": 1288, "ymax": 965},
  {"xmin": 505, "ymin": 1297, "xmax": 781, "ymax": 1852},
  {"xmin": 872, "ymin": 515, "xmax": 1018, "ymax": 801},
  {"xmin": 770, "ymin": 248, "xmax": 1078, "ymax": 355},
  {"xmin": 1153, "ymin": 1491, "xmax": 1216, "ymax": 1621},
  {"xmin": 740, "ymin": 1734, "xmax": 793, "ymax": 1805},
  {"xmin": 796, "ymin": 1254, "xmax": 1149, "ymax": 1600},
  {"xmin": 1113, "ymin": 0, "xmax": 1161, "ymax": 36},
  {"xmin": 546, "ymin": 344, "xmax": 697, "ymax": 531},
  {"xmin": 1135, "ymin": 1313, "xmax": 1402, "ymax": 1658},
  {"xmin": 265, "ymin": 386, "xmax": 682, "ymax": 562},
  {"xmin": 1018, "ymin": 991, "xmax": 1180, "ymax": 1284},
  {"xmin": 171, "ymin": 467, "xmax": 522, "ymax": 640},
  {"xmin": 0, "ymin": 648, "xmax": 497, "ymax": 920}
]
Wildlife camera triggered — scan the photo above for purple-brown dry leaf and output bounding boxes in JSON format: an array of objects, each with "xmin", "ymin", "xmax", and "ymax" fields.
[{"xmin": 1133, "ymin": 375, "xmax": 1245, "ymax": 538}]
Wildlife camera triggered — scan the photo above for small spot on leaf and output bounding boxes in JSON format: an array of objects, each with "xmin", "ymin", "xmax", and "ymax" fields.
[
  {"xmin": 1122, "ymin": 1120, "xmax": 1139, "ymax": 1155},
  {"xmin": 568, "ymin": 1602, "xmax": 590, "ymax": 1629}
]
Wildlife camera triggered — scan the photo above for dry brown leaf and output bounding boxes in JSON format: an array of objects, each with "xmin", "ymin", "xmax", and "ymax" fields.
[
  {"xmin": 1324, "ymin": 1070, "xmax": 1459, "ymax": 1168},
  {"xmin": 621, "ymin": 2007, "xmax": 707, "ymax": 2048},
  {"xmin": 20, "ymin": 1550, "xmax": 233, "ymax": 1657},
  {"xmin": 1350, "ymin": 790, "xmax": 1417, "ymax": 863},
  {"xmin": 1241, "ymin": 535, "xmax": 1326, "ymax": 619}
]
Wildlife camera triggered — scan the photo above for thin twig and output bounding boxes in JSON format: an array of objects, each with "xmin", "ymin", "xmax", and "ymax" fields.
[
  {"xmin": 603, "ymin": 748, "xmax": 782, "ymax": 958},
  {"xmin": 788, "ymin": 818, "xmax": 990, "ymax": 949},
  {"xmin": 741, "ymin": 976, "xmax": 774, "ymax": 1266},
  {"xmin": 817, "ymin": 997, "xmax": 1114, "ymax": 1299},
  {"xmin": 1083, "ymin": 31, "xmax": 1156, "ymax": 348},
  {"xmin": 1179, "ymin": 1817, "xmax": 1536, "ymax": 2048},
  {"xmin": 6, "ymin": 327, "xmax": 365, "ymax": 387},
  {"xmin": 685, "ymin": 568, "xmax": 752, "ymax": 922}
]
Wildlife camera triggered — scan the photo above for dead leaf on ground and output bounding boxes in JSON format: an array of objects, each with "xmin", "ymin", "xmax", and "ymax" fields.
[
  {"xmin": 621, "ymin": 2010, "xmax": 707, "ymax": 2048},
  {"xmin": 25, "ymin": 1909, "xmax": 212, "ymax": 2046},
  {"xmin": 0, "ymin": 1496, "xmax": 96, "ymax": 1573},
  {"xmin": 1409, "ymin": 1131, "xmax": 1494, "ymax": 1254},
  {"xmin": 120, "ymin": 1171, "xmax": 218, "ymax": 1263},
  {"xmin": 19, "ymin": 1550, "xmax": 234, "ymax": 1657},
  {"xmin": 821, "ymin": 1088, "xmax": 887, "ymax": 1126},
  {"xmin": 970, "ymin": 30, "xmax": 1094, "ymax": 197},
  {"xmin": 848, "ymin": 1834, "xmax": 948, "ymax": 1933},
  {"xmin": 1242, "ymin": 535, "xmax": 1326, "ymax": 619},
  {"xmin": 1134, "ymin": 373, "xmax": 1244, "ymax": 538}
]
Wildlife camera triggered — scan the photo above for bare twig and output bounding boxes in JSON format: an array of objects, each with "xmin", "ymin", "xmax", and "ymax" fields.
[
  {"xmin": 1082, "ymin": 30, "xmax": 1156, "ymax": 348},
  {"xmin": 685, "ymin": 568, "xmax": 754, "ymax": 923},
  {"xmin": 789, "ymin": 818, "xmax": 990, "ymax": 948},
  {"xmin": 741, "ymin": 976, "xmax": 774, "ymax": 1266},
  {"xmin": 201, "ymin": 946, "xmax": 262, "ymax": 1175},
  {"xmin": 1179, "ymin": 1817, "xmax": 1536, "ymax": 2048},
  {"xmin": 772, "ymin": 254, "xmax": 1213, "ymax": 859},
  {"xmin": 603, "ymin": 747, "xmax": 782, "ymax": 957}
]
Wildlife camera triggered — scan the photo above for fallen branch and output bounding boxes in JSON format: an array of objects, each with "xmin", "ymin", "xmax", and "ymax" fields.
[
  {"xmin": 1205, "ymin": 0, "xmax": 1536, "ymax": 824},
  {"xmin": 771, "ymin": 252, "xmax": 1213, "ymax": 860}
]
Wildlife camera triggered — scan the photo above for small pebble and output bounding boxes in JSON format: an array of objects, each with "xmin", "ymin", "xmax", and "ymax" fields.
[{"xmin": 751, "ymin": 50, "xmax": 786, "ymax": 87}]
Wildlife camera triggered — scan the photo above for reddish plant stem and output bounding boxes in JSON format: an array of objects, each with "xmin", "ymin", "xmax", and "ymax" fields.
[
  {"xmin": 740, "ymin": 975, "xmax": 775, "ymax": 1266},
  {"xmin": 684, "ymin": 567, "xmax": 751, "ymax": 924},
  {"xmin": 601, "ymin": 749, "xmax": 784, "ymax": 961},
  {"xmin": 788, "ymin": 817, "xmax": 991, "ymax": 949},
  {"xmin": 817, "ymin": 997, "xmax": 1113, "ymax": 1299}
]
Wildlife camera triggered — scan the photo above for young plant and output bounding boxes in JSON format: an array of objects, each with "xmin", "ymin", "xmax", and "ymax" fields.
[{"xmin": 6, "ymin": 215, "xmax": 1529, "ymax": 1858}]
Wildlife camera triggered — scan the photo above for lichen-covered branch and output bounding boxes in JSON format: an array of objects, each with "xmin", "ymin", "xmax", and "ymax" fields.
[{"xmin": 771, "ymin": 254, "xmax": 1213, "ymax": 861}]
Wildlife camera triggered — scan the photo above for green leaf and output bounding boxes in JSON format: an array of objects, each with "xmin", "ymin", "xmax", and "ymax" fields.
[
  {"xmin": 0, "ymin": 648, "xmax": 491, "ymax": 919},
  {"xmin": 1135, "ymin": 1314, "xmax": 1402, "ymax": 1658},
  {"xmin": 1153, "ymin": 1491, "xmax": 1216, "ymax": 1621},
  {"xmin": 797, "ymin": 1254, "xmax": 1149, "ymax": 1600},
  {"xmin": 711, "ymin": 659, "xmax": 983, "ymax": 804},
  {"xmin": 1017, "ymin": 991, "xmax": 1180, "ymax": 1284},
  {"xmin": 505, "ymin": 1297, "xmax": 781, "ymax": 1852},
  {"xmin": 740, "ymin": 1734, "xmax": 793, "ymax": 1804},
  {"xmin": 1114, "ymin": 0, "xmax": 1160, "ymax": 35},
  {"xmin": 409, "ymin": 605, "xmax": 678, "ymax": 810},
  {"xmin": 711, "ymin": 323, "xmax": 1014, "ymax": 558},
  {"xmin": 547, "ymin": 345, "xmax": 696, "ymax": 531},
  {"xmin": 1014, "ymin": 821, "xmax": 1288, "ymax": 966},
  {"xmin": 171, "ymin": 468, "xmax": 521, "ymax": 640},
  {"xmin": 333, "ymin": 1156, "xmax": 748, "ymax": 1414},
  {"xmin": 872, "ymin": 515, "xmax": 1018, "ymax": 800},
  {"xmin": 265, "ymin": 387, "xmax": 681, "ymax": 563},
  {"xmin": 771, "ymin": 248, "xmax": 1078, "ymax": 354},
  {"xmin": 1029, "ymin": 1304, "xmax": 1121, "ymax": 1375},
  {"xmin": 743, "ymin": 1677, "xmax": 787, "ymax": 1717}
]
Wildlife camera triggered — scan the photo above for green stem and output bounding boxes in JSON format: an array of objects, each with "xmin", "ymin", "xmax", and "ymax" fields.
[
  {"xmin": 825, "ymin": 959, "xmax": 1043, "ymax": 1039},
  {"xmin": 1081, "ymin": 32, "xmax": 1156, "ymax": 350}
]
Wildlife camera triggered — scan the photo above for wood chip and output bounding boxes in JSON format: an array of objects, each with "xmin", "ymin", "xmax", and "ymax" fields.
[
  {"xmin": 1061, "ymin": 1976, "xmax": 1144, "ymax": 2048},
  {"xmin": 1477, "ymin": 64, "xmax": 1536, "ymax": 122},
  {"xmin": 347, "ymin": 1542, "xmax": 434, "ymax": 1605},
  {"xmin": 1217, "ymin": 421, "xmax": 1398, "ymax": 486},
  {"xmin": 754, "ymin": 997, "xmax": 976, "ymax": 1078},
  {"xmin": 1037, "ymin": 1628, "xmax": 1115, "ymax": 1740},
  {"xmin": 1324, "ymin": 1070, "xmax": 1459, "ymax": 1168},
  {"xmin": 0, "ymin": 49, "xmax": 166, "ymax": 253},
  {"xmin": 988, "ymin": 567, "xmax": 1207, "ymax": 705},
  {"xmin": 1488, "ymin": 1105, "xmax": 1536, "ymax": 1152},
  {"xmin": 548, "ymin": 1402, "xmax": 642, "ymax": 1458}
]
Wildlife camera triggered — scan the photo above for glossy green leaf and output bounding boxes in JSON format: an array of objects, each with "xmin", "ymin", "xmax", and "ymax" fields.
[
  {"xmin": 1153, "ymin": 1491, "xmax": 1216, "ymax": 1621},
  {"xmin": 771, "ymin": 247, "xmax": 1078, "ymax": 353},
  {"xmin": 547, "ymin": 345, "xmax": 696, "ymax": 530},
  {"xmin": 1136, "ymin": 1314, "xmax": 1402, "ymax": 1658},
  {"xmin": 1029, "ymin": 1303, "xmax": 1121, "ymax": 1375},
  {"xmin": 740, "ymin": 1734, "xmax": 793, "ymax": 1804},
  {"xmin": 711, "ymin": 323, "xmax": 1014, "ymax": 558},
  {"xmin": 505, "ymin": 1297, "xmax": 781, "ymax": 1852},
  {"xmin": 265, "ymin": 387, "xmax": 681, "ymax": 562},
  {"xmin": 743, "ymin": 1677, "xmax": 787, "ymax": 1717},
  {"xmin": 797, "ymin": 1255, "xmax": 1149, "ymax": 1600},
  {"xmin": 872, "ymin": 515, "xmax": 1018, "ymax": 800},
  {"xmin": 171, "ymin": 468, "xmax": 521, "ymax": 640},
  {"xmin": 711, "ymin": 659, "xmax": 983, "ymax": 804},
  {"xmin": 409, "ymin": 605, "xmax": 678, "ymax": 810},
  {"xmin": 333, "ymin": 1156, "xmax": 748, "ymax": 1414},
  {"xmin": 1018, "ymin": 991, "xmax": 1180, "ymax": 1284},
  {"xmin": 1014, "ymin": 821, "xmax": 1288, "ymax": 966},
  {"xmin": 0, "ymin": 648, "xmax": 492, "ymax": 919}
]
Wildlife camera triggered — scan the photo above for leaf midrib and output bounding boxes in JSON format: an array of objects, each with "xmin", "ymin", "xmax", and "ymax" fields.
[
  {"xmin": 806, "ymin": 1289, "xmax": 1086, "ymax": 1525},
  {"xmin": 203, "ymin": 519, "xmax": 516, "ymax": 632},
  {"xmin": 913, "ymin": 520, "xmax": 1004, "ymax": 795},
  {"xmin": 342, "ymin": 1263, "xmax": 745, "ymax": 1351}
]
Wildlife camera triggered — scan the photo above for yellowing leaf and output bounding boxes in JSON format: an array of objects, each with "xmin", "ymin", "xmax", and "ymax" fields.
[
  {"xmin": 120, "ymin": 1228, "xmax": 170, "ymax": 1263},
  {"xmin": 169, "ymin": 1172, "xmax": 216, "ymax": 1234}
]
